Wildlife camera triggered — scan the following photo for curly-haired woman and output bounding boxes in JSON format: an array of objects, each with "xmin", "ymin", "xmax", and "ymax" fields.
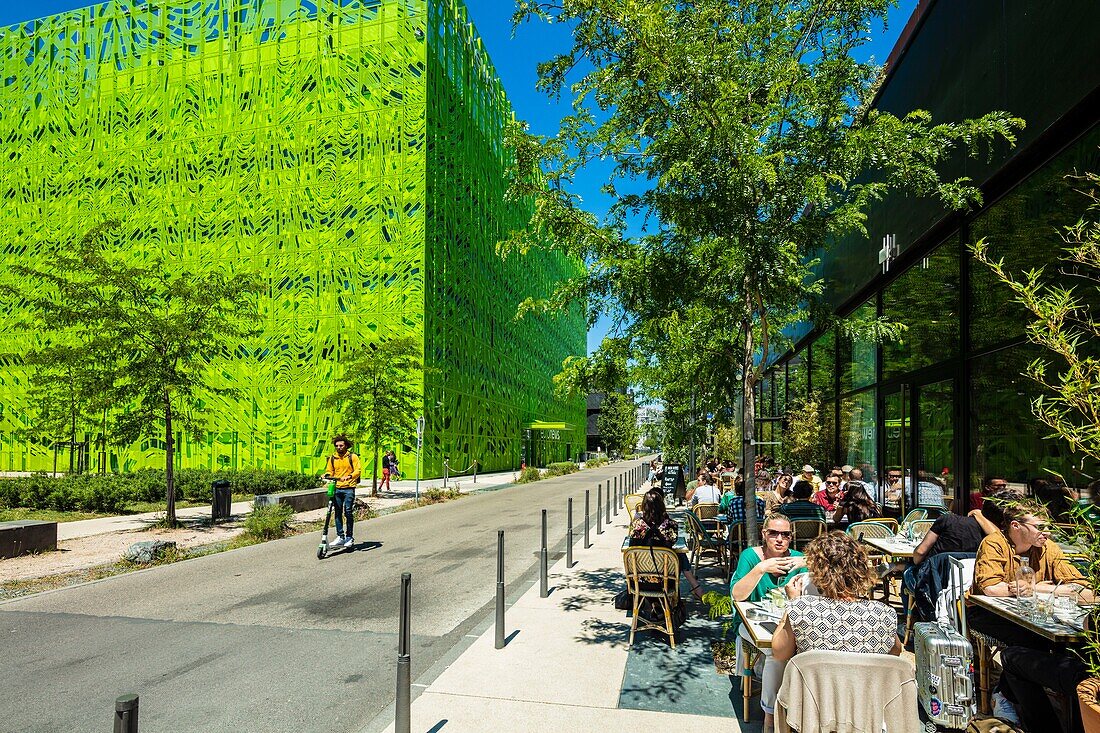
[{"xmin": 771, "ymin": 531, "xmax": 902, "ymax": 662}]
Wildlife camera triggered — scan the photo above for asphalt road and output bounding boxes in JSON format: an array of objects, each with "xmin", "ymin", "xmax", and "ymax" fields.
[{"xmin": 0, "ymin": 462, "xmax": 644, "ymax": 733}]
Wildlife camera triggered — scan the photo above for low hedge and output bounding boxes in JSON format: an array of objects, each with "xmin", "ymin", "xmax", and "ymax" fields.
[
  {"xmin": 545, "ymin": 461, "xmax": 580, "ymax": 477},
  {"xmin": 0, "ymin": 469, "xmax": 321, "ymax": 514},
  {"xmin": 516, "ymin": 466, "xmax": 542, "ymax": 484}
]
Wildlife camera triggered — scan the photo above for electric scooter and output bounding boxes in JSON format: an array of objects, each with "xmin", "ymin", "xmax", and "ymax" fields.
[{"xmin": 317, "ymin": 476, "xmax": 353, "ymax": 560}]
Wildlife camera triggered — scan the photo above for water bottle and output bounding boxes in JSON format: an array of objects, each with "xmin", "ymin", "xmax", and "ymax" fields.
[
  {"xmin": 906, "ymin": 522, "xmax": 915, "ymax": 543},
  {"xmin": 1015, "ymin": 558, "xmax": 1036, "ymax": 614}
]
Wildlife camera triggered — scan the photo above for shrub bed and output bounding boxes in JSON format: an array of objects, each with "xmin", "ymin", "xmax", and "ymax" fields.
[
  {"xmin": 516, "ymin": 466, "xmax": 542, "ymax": 483},
  {"xmin": 545, "ymin": 461, "xmax": 580, "ymax": 477},
  {"xmin": 0, "ymin": 469, "xmax": 321, "ymax": 514},
  {"xmin": 584, "ymin": 456, "xmax": 609, "ymax": 468}
]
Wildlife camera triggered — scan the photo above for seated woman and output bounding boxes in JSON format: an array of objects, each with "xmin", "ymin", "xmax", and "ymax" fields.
[
  {"xmin": 730, "ymin": 514, "xmax": 807, "ymax": 731},
  {"xmin": 773, "ymin": 472, "xmax": 794, "ymax": 503},
  {"xmin": 831, "ymin": 481, "xmax": 880, "ymax": 528},
  {"xmin": 628, "ymin": 489, "xmax": 704, "ymax": 599},
  {"xmin": 771, "ymin": 532, "xmax": 902, "ymax": 661}
]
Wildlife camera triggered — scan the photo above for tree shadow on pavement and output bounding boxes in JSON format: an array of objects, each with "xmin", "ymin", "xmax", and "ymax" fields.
[{"xmin": 555, "ymin": 567, "xmax": 622, "ymax": 613}]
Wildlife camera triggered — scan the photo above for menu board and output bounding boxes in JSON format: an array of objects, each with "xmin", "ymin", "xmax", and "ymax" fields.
[{"xmin": 661, "ymin": 463, "xmax": 682, "ymax": 496}]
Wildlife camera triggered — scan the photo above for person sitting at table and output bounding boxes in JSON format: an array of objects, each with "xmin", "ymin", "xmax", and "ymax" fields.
[
  {"xmin": 730, "ymin": 513, "xmax": 808, "ymax": 731},
  {"xmin": 831, "ymin": 481, "xmax": 879, "ymax": 528},
  {"xmin": 687, "ymin": 472, "xmax": 722, "ymax": 507},
  {"xmin": 798, "ymin": 464, "xmax": 822, "ymax": 491},
  {"xmin": 969, "ymin": 474, "xmax": 1008, "ymax": 511},
  {"xmin": 811, "ymin": 475, "xmax": 844, "ymax": 513},
  {"xmin": 773, "ymin": 471, "xmax": 794, "ymax": 503},
  {"xmin": 721, "ymin": 476, "xmax": 767, "ymax": 527},
  {"xmin": 771, "ymin": 531, "xmax": 902, "ymax": 659},
  {"xmin": 778, "ymin": 480, "xmax": 826, "ymax": 523},
  {"xmin": 628, "ymin": 489, "xmax": 704, "ymax": 600}
]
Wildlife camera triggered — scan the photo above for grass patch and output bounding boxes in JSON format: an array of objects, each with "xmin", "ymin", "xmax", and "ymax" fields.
[
  {"xmin": 242, "ymin": 503, "xmax": 294, "ymax": 542},
  {"xmin": 516, "ymin": 466, "xmax": 542, "ymax": 483},
  {"xmin": 0, "ymin": 507, "xmax": 104, "ymax": 523}
]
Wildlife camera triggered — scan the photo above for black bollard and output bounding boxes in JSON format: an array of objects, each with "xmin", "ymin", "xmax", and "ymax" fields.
[
  {"xmin": 495, "ymin": 530, "xmax": 506, "ymax": 649},
  {"xmin": 596, "ymin": 483, "xmax": 603, "ymax": 535},
  {"xmin": 113, "ymin": 695, "xmax": 138, "ymax": 733},
  {"xmin": 567, "ymin": 498, "xmax": 574, "ymax": 568},
  {"xmin": 539, "ymin": 509, "xmax": 549, "ymax": 597},
  {"xmin": 606, "ymin": 478, "xmax": 612, "ymax": 523},
  {"xmin": 584, "ymin": 489, "xmax": 591, "ymax": 549},
  {"xmin": 613, "ymin": 475, "xmax": 618, "ymax": 516},
  {"xmin": 396, "ymin": 572, "xmax": 412, "ymax": 733}
]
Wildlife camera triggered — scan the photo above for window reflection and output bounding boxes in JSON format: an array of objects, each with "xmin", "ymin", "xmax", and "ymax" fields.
[
  {"xmin": 882, "ymin": 242, "xmax": 960, "ymax": 379},
  {"xmin": 839, "ymin": 300, "xmax": 877, "ymax": 393},
  {"xmin": 840, "ymin": 389, "xmax": 877, "ymax": 485},
  {"xmin": 811, "ymin": 329, "xmax": 835, "ymax": 398}
]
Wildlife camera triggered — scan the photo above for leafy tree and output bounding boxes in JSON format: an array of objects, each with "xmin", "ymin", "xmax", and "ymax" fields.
[
  {"xmin": 503, "ymin": 0, "xmax": 1023, "ymax": 543},
  {"xmin": 321, "ymin": 336, "xmax": 423, "ymax": 495},
  {"xmin": 3, "ymin": 221, "xmax": 262, "ymax": 525},
  {"xmin": 596, "ymin": 391, "xmax": 638, "ymax": 455}
]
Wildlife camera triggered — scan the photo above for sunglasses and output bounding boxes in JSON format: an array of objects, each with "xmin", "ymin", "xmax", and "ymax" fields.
[
  {"xmin": 825, "ymin": 481, "xmax": 840, "ymax": 486},
  {"xmin": 1019, "ymin": 520, "xmax": 1051, "ymax": 532},
  {"xmin": 765, "ymin": 530, "xmax": 793, "ymax": 539}
]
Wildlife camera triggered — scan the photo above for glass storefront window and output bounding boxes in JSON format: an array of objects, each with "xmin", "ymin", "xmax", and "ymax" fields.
[
  {"xmin": 970, "ymin": 346, "xmax": 1098, "ymax": 495},
  {"xmin": 882, "ymin": 241, "xmax": 960, "ymax": 379},
  {"xmin": 810, "ymin": 330, "xmax": 835, "ymax": 398},
  {"xmin": 970, "ymin": 124, "xmax": 1100, "ymax": 352},
  {"xmin": 840, "ymin": 389, "xmax": 877, "ymax": 485},
  {"xmin": 787, "ymin": 351, "xmax": 807, "ymax": 406},
  {"xmin": 839, "ymin": 299, "xmax": 878, "ymax": 393}
]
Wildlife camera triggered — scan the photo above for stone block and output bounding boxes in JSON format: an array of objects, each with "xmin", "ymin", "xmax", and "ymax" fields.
[
  {"xmin": 123, "ymin": 539, "xmax": 177, "ymax": 564},
  {"xmin": 0, "ymin": 520, "xmax": 58, "ymax": 559},
  {"xmin": 253, "ymin": 488, "xmax": 329, "ymax": 513}
]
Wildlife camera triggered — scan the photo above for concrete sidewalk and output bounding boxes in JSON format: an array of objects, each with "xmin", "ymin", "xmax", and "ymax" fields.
[
  {"xmin": 55, "ymin": 468, "xmax": 522, "ymax": 541},
  {"xmin": 371, "ymin": 481, "xmax": 737, "ymax": 732}
]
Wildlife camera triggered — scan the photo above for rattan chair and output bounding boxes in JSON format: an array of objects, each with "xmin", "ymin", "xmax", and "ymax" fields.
[
  {"xmin": 624, "ymin": 493, "xmax": 645, "ymax": 518},
  {"xmin": 845, "ymin": 521, "xmax": 894, "ymax": 540},
  {"xmin": 692, "ymin": 502, "xmax": 721, "ymax": 522},
  {"xmin": 910, "ymin": 519, "xmax": 936, "ymax": 538},
  {"xmin": 860, "ymin": 516, "xmax": 899, "ymax": 534},
  {"xmin": 684, "ymin": 509, "xmax": 728, "ymax": 572},
  {"xmin": 901, "ymin": 508, "xmax": 928, "ymax": 526},
  {"xmin": 790, "ymin": 519, "xmax": 826, "ymax": 550},
  {"xmin": 623, "ymin": 546, "xmax": 681, "ymax": 648}
]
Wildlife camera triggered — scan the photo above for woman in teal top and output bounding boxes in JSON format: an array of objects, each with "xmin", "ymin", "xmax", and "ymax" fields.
[{"xmin": 729, "ymin": 513, "xmax": 808, "ymax": 732}]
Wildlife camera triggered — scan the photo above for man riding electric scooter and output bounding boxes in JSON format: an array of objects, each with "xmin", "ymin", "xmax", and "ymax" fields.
[{"xmin": 323, "ymin": 434, "xmax": 361, "ymax": 550}]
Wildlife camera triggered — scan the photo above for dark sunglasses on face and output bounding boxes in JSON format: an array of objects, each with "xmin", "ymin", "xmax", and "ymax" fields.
[
  {"xmin": 825, "ymin": 481, "xmax": 839, "ymax": 486},
  {"xmin": 765, "ymin": 529, "xmax": 792, "ymax": 539}
]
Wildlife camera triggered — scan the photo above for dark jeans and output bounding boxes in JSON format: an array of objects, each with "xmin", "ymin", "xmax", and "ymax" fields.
[
  {"xmin": 1001, "ymin": 646, "xmax": 1087, "ymax": 733},
  {"xmin": 334, "ymin": 488, "xmax": 355, "ymax": 539},
  {"xmin": 967, "ymin": 605, "xmax": 1050, "ymax": 650}
]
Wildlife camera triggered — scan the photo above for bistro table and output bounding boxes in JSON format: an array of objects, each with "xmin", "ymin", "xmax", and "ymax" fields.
[
  {"xmin": 620, "ymin": 531, "xmax": 689, "ymax": 554},
  {"xmin": 733, "ymin": 599, "xmax": 781, "ymax": 722},
  {"xmin": 860, "ymin": 535, "xmax": 919, "ymax": 559},
  {"xmin": 968, "ymin": 594, "xmax": 1086, "ymax": 643}
]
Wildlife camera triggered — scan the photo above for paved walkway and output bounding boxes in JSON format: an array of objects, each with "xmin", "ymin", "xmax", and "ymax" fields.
[
  {"xmin": 370, "ymin": 475, "xmax": 746, "ymax": 733},
  {"xmin": 56, "ymin": 469, "xmax": 521, "ymax": 540}
]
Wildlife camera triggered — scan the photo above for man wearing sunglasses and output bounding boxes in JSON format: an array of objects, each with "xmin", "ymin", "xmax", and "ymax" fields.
[
  {"xmin": 730, "ymin": 514, "xmax": 808, "ymax": 731},
  {"xmin": 811, "ymin": 476, "xmax": 845, "ymax": 512}
]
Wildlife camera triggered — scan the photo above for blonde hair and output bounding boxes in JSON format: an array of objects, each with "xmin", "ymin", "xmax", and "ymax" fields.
[
  {"xmin": 803, "ymin": 531, "xmax": 875, "ymax": 599},
  {"xmin": 761, "ymin": 512, "xmax": 791, "ymax": 532}
]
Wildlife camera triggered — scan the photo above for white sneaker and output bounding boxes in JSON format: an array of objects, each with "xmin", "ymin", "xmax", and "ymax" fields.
[
  {"xmin": 332, "ymin": 535, "xmax": 344, "ymax": 546},
  {"xmin": 992, "ymin": 691, "xmax": 1021, "ymax": 724},
  {"xmin": 342, "ymin": 536, "xmax": 355, "ymax": 548}
]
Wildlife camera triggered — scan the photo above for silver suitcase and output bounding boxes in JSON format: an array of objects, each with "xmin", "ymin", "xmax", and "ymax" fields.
[{"xmin": 914, "ymin": 556, "xmax": 974, "ymax": 729}]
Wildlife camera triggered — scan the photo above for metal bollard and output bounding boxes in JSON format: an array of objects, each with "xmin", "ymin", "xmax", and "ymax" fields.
[
  {"xmin": 539, "ymin": 509, "xmax": 549, "ymax": 598},
  {"xmin": 596, "ymin": 483, "xmax": 603, "ymax": 535},
  {"xmin": 113, "ymin": 694, "xmax": 138, "ymax": 733},
  {"xmin": 567, "ymin": 498, "xmax": 574, "ymax": 568},
  {"xmin": 606, "ymin": 479, "xmax": 612, "ymax": 523},
  {"xmin": 613, "ymin": 476, "xmax": 618, "ymax": 516},
  {"xmin": 584, "ymin": 489, "xmax": 591, "ymax": 549},
  {"xmin": 495, "ymin": 530, "xmax": 506, "ymax": 649},
  {"xmin": 396, "ymin": 572, "xmax": 412, "ymax": 733}
]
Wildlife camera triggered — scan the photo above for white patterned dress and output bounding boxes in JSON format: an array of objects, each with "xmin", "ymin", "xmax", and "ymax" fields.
[{"xmin": 786, "ymin": 596, "xmax": 897, "ymax": 654}]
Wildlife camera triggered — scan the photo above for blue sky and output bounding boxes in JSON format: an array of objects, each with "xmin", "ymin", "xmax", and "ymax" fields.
[{"xmin": 1, "ymin": 0, "xmax": 917, "ymax": 353}]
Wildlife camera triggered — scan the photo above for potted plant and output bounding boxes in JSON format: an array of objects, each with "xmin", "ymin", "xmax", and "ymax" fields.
[
  {"xmin": 970, "ymin": 167, "xmax": 1100, "ymax": 728},
  {"xmin": 702, "ymin": 591, "xmax": 739, "ymax": 675}
]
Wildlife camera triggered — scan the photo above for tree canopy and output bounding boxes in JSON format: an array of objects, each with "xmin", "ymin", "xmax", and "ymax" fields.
[{"xmin": 503, "ymin": 0, "xmax": 1024, "ymax": 542}]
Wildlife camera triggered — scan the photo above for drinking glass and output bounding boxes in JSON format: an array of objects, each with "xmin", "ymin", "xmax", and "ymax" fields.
[
  {"xmin": 1034, "ymin": 592, "xmax": 1054, "ymax": 623},
  {"xmin": 1014, "ymin": 563, "xmax": 1036, "ymax": 615}
]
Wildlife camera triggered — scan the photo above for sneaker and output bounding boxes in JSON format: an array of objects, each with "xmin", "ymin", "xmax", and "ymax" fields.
[
  {"xmin": 992, "ymin": 691, "xmax": 1021, "ymax": 724},
  {"xmin": 332, "ymin": 535, "xmax": 345, "ymax": 545},
  {"xmin": 342, "ymin": 536, "xmax": 355, "ymax": 548}
]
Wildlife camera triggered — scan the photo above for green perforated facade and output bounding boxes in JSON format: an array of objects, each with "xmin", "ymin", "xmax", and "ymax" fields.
[{"xmin": 0, "ymin": 0, "xmax": 585, "ymax": 477}]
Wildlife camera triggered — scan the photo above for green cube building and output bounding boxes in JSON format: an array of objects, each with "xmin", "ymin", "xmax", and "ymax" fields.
[{"xmin": 0, "ymin": 0, "xmax": 585, "ymax": 477}]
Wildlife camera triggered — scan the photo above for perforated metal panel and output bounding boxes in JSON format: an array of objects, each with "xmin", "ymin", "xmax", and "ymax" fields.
[{"xmin": 0, "ymin": 0, "xmax": 584, "ymax": 476}]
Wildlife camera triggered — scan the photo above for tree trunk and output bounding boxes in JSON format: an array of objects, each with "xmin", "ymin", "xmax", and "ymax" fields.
[
  {"xmin": 165, "ymin": 394, "xmax": 176, "ymax": 526},
  {"xmin": 742, "ymin": 312, "xmax": 760, "ymax": 547}
]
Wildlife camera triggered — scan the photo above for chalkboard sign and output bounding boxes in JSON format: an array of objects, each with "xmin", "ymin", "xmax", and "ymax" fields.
[{"xmin": 661, "ymin": 463, "xmax": 682, "ymax": 497}]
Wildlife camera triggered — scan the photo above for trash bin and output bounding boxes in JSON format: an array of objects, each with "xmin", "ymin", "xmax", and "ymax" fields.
[{"xmin": 211, "ymin": 479, "xmax": 232, "ymax": 522}]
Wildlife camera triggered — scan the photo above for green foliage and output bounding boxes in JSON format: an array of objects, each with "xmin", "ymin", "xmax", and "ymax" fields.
[
  {"xmin": 596, "ymin": 392, "xmax": 639, "ymax": 456},
  {"xmin": 1, "ymin": 221, "xmax": 262, "ymax": 526},
  {"xmin": 779, "ymin": 398, "xmax": 830, "ymax": 471},
  {"xmin": 504, "ymin": 0, "xmax": 1024, "ymax": 544},
  {"xmin": 585, "ymin": 455, "xmax": 609, "ymax": 468},
  {"xmin": 242, "ymin": 503, "xmax": 294, "ymax": 542},
  {"xmin": 545, "ymin": 461, "xmax": 580, "ymax": 477},
  {"xmin": 321, "ymin": 336, "xmax": 423, "ymax": 495},
  {"xmin": 971, "ymin": 169, "xmax": 1100, "ymax": 677},
  {"xmin": 712, "ymin": 425, "xmax": 741, "ymax": 463},
  {"xmin": 0, "ymin": 469, "xmax": 319, "ymax": 514},
  {"xmin": 517, "ymin": 466, "xmax": 543, "ymax": 483}
]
